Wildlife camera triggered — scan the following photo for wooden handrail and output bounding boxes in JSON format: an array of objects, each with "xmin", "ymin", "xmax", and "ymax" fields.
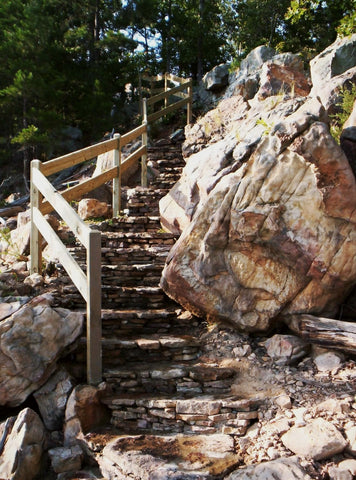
[
  {"xmin": 41, "ymin": 137, "xmax": 119, "ymax": 177},
  {"xmin": 30, "ymin": 72, "xmax": 192, "ymax": 386},
  {"xmin": 30, "ymin": 160, "xmax": 102, "ymax": 384}
]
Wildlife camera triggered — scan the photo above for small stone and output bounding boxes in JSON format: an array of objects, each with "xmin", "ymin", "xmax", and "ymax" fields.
[
  {"xmin": 78, "ymin": 198, "xmax": 109, "ymax": 220},
  {"xmin": 292, "ymin": 407, "xmax": 307, "ymax": 427},
  {"xmin": 345, "ymin": 425, "xmax": 356, "ymax": 454},
  {"xmin": 48, "ymin": 445, "xmax": 83, "ymax": 474},
  {"xmin": 274, "ymin": 394, "xmax": 292, "ymax": 409},
  {"xmin": 151, "ymin": 367, "xmax": 186, "ymax": 379},
  {"xmin": 265, "ymin": 335, "xmax": 309, "ymax": 365},
  {"xmin": 338, "ymin": 459, "xmax": 356, "ymax": 476},
  {"xmin": 281, "ymin": 418, "xmax": 347, "ymax": 460},
  {"xmin": 313, "ymin": 351, "xmax": 344, "ymax": 372},
  {"xmin": 176, "ymin": 399, "xmax": 222, "ymax": 415},
  {"xmin": 226, "ymin": 455, "xmax": 312, "ymax": 480},
  {"xmin": 24, "ymin": 273, "xmax": 44, "ymax": 287}
]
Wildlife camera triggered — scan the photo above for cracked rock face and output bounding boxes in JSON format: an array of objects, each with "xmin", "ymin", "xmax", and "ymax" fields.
[
  {"xmin": 160, "ymin": 106, "xmax": 356, "ymax": 332},
  {"xmin": 0, "ymin": 295, "xmax": 84, "ymax": 407}
]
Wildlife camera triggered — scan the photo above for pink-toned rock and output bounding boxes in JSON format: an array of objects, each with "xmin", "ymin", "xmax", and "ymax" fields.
[
  {"xmin": 78, "ymin": 198, "xmax": 110, "ymax": 220},
  {"xmin": 265, "ymin": 335, "xmax": 309, "ymax": 365},
  {"xmin": 161, "ymin": 106, "xmax": 356, "ymax": 332},
  {"xmin": 257, "ymin": 62, "xmax": 311, "ymax": 99},
  {"xmin": 64, "ymin": 384, "xmax": 109, "ymax": 446}
]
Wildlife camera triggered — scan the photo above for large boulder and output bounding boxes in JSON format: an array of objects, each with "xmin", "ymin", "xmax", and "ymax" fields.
[
  {"xmin": 203, "ymin": 63, "xmax": 230, "ymax": 91},
  {"xmin": 0, "ymin": 294, "xmax": 83, "ymax": 407},
  {"xmin": 0, "ymin": 408, "xmax": 46, "ymax": 480},
  {"xmin": 340, "ymin": 99, "xmax": 356, "ymax": 176},
  {"xmin": 310, "ymin": 34, "xmax": 356, "ymax": 113},
  {"xmin": 160, "ymin": 99, "xmax": 356, "ymax": 332}
]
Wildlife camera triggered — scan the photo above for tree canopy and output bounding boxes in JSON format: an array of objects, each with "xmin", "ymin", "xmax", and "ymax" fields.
[{"xmin": 0, "ymin": 0, "xmax": 354, "ymax": 179}]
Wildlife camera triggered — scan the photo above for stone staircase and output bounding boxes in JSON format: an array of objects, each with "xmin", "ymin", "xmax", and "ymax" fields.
[{"xmin": 58, "ymin": 136, "xmax": 260, "ymax": 445}]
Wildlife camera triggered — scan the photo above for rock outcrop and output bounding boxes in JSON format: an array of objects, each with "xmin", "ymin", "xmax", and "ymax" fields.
[
  {"xmin": 0, "ymin": 294, "xmax": 83, "ymax": 407},
  {"xmin": 160, "ymin": 37, "xmax": 356, "ymax": 333},
  {"xmin": 0, "ymin": 408, "xmax": 46, "ymax": 480}
]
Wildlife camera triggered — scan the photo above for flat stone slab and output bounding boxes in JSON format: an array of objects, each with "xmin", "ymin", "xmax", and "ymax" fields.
[
  {"xmin": 98, "ymin": 434, "xmax": 241, "ymax": 479},
  {"xmin": 226, "ymin": 456, "xmax": 311, "ymax": 480}
]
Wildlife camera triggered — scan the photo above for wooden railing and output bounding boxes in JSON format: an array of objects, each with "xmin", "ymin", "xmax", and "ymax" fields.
[
  {"xmin": 30, "ymin": 73, "xmax": 192, "ymax": 385},
  {"xmin": 140, "ymin": 73, "xmax": 192, "ymax": 125}
]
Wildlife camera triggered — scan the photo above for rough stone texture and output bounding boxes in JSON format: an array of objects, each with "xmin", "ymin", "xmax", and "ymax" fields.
[
  {"xmin": 165, "ymin": 94, "xmax": 309, "ymax": 234},
  {"xmin": 310, "ymin": 34, "xmax": 356, "ymax": 91},
  {"xmin": 313, "ymin": 351, "xmax": 344, "ymax": 372},
  {"xmin": 203, "ymin": 63, "xmax": 230, "ymax": 91},
  {"xmin": 78, "ymin": 198, "xmax": 110, "ymax": 220},
  {"xmin": 257, "ymin": 62, "xmax": 311, "ymax": 99},
  {"xmin": 310, "ymin": 34, "xmax": 356, "ymax": 114},
  {"xmin": 265, "ymin": 335, "xmax": 309, "ymax": 365},
  {"xmin": 226, "ymin": 456, "xmax": 311, "ymax": 480},
  {"xmin": 98, "ymin": 434, "xmax": 240, "ymax": 480},
  {"xmin": 48, "ymin": 445, "xmax": 83, "ymax": 474},
  {"xmin": 281, "ymin": 418, "xmax": 347, "ymax": 460},
  {"xmin": 161, "ymin": 112, "xmax": 356, "ymax": 331},
  {"xmin": 0, "ymin": 408, "xmax": 46, "ymax": 480},
  {"xmin": 0, "ymin": 294, "xmax": 83, "ymax": 407},
  {"xmin": 64, "ymin": 384, "xmax": 110, "ymax": 447},
  {"xmin": 340, "ymin": 99, "xmax": 356, "ymax": 176},
  {"xmin": 225, "ymin": 46, "xmax": 276, "ymax": 100},
  {"xmin": 9, "ymin": 209, "xmax": 31, "ymax": 256},
  {"xmin": 34, "ymin": 367, "xmax": 76, "ymax": 431}
]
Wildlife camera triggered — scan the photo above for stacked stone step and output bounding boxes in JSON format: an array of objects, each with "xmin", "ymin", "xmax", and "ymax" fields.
[
  {"xmin": 58, "ymin": 136, "xmax": 249, "ymax": 439},
  {"xmin": 104, "ymin": 363, "xmax": 236, "ymax": 396},
  {"xmin": 103, "ymin": 395, "xmax": 260, "ymax": 436},
  {"xmin": 121, "ymin": 139, "xmax": 185, "ymax": 216},
  {"xmin": 97, "ymin": 138, "xmax": 245, "ymax": 435}
]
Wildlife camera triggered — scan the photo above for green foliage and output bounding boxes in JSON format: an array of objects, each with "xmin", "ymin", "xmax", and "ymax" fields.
[
  {"xmin": 337, "ymin": 10, "xmax": 356, "ymax": 37},
  {"xmin": 330, "ymin": 83, "xmax": 356, "ymax": 142},
  {"xmin": 0, "ymin": 0, "xmax": 355, "ymax": 180},
  {"xmin": 11, "ymin": 125, "xmax": 49, "ymax": 147}
]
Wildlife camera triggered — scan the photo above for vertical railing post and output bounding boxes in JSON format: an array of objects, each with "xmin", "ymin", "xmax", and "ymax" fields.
[
  {"xmin": 164, "ymin": 72, "xmax": 168, "ymax": 109},
  {"xmin": 30, "ymin": 159, "xmax": 43, "ymax": 274},
  {"xmin": 141, "ymin": 98, "xmax": 148, "ymax": 188},
  {"xmin": 187, "ymin": 79, "xmax": 193, "ymax": 125},
  {"xmin": 138, "ymin": 71, "xmax": 143, "ymax": 116},
  {"xmin": 112, "ymin": 133, "xmax": 121, "ymax": 217},
  {"xmin": 86, "ymin": 229, "xmax": 102, "ymax": 385}
]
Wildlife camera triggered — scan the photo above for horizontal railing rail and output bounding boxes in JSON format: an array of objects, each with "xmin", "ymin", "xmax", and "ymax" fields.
[{"xmin": 30, "ymin": 72, "xmax": 192, "ymax": 385}]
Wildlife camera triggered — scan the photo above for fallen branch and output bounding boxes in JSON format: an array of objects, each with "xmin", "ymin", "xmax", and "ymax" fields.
[{"xmin": 284, "ymin": 314, "xmax": 356, "ymax": 354}]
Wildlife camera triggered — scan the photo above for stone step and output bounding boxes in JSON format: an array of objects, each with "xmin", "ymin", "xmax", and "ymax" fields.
[
  {"xmin": 102, "ymin": 394, "xmax": 260, "ymax": 435},
  {"xmin": 55, "ymin": 284, "xmax": 174, "ymax": 310},
  {"xmin": 101, "ymin": 308, "xmax": 200, "ymax": 336},
  {"xmin": 95, "ymin": 216, "xmax": 163, "ymax": 233},
  {"xmin": 71, "ymin": 245, "xmax": 170, "ymax": 270},
  {"xmin": 103, "ymin": 362, "xmax": 237, "ymax": 396},
  {"xmin": 76, "ymin": 334, "xmax": 201, "ymax": 368},
  {"xmin": 101, "ymin": 285, "xmax": 173, "ymax": 309},
  {"xmin": 101, "ymin": 264, "xmax": 162, "ymax": 287}
]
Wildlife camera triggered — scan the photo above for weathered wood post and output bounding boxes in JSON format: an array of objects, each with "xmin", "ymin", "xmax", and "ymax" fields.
[
  {"xmin": 164, "ymin": 72, "xmax": 168, "ymax": 109},
  {"xmin": 112, "ymin": 133, "xmax": 121, "ymax": 217},
  {"xmin": 141, "ymin": 97, "xmax": 148, "ymax": 188},
  {"xmin": 30, "ymin": 159, "xmax": 43, "ymax": 274},
  {"xmin": 187, "ymin": 79, "xmax": 193, "ymax": 125},
  {"xmin": 86, "ymin": 228, "xmax": 102, "ymax": 384}
]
